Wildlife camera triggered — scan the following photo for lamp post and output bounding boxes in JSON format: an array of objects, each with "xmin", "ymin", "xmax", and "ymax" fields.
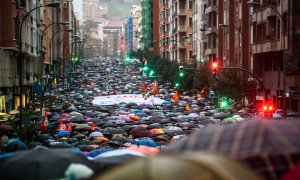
[
  {"xmin": 18, "ymin": 1, "xmax": 60, "ymax": 134},
  {"xmin": 219, "ymin": 24, "xmax": 248, "ymax": 104},
  {"xmin": 39, "ymin": 22, "xmax": 69, "ymax": 113},
  {"xmin": 247, "ymin": 0, "xmax": 286, "ymax": 112},
  {"xmin": 183, "ymin": 35, "xmax": 202, "ymax": 67}
]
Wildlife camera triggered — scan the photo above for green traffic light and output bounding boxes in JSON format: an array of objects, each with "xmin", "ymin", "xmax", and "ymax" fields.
[
  {"xmin": 143, "ymin": 66, "xmax": 149, "ymax": 71},
  {"xmin": 175, "ymin": 82, "xmax": 180, "ymax": 87},
  {"xmin": 149, "ymin": 70, "xmax": 155, "ymax": 76},
  {"xmin": 179, "ymin": 71, "xmax": 184, "ymax": 77}
]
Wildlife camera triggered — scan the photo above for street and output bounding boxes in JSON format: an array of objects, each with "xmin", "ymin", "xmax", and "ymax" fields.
[{"xmin": 1, "ymin": 57, "xmax": 297, "ymax": 180}]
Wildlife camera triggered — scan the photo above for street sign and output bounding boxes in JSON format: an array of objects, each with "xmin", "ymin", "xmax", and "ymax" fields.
[{"xmin": 209, "ymin": 91, "xmax": 215, "ymax": 99}]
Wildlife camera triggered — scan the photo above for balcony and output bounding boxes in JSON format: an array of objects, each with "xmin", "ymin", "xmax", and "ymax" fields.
[
  {"xmin": 177, "ymin": 25, "xmax": 186, "ymax": 32},
  {"xmin": 252, "ymin": 39, "xmax": 280, "ymax": 54},
  {"xmin": 204, "ymin": 48, "xmax": 217, "ymax": 55},
  {"xmin": 177, "ymin": 43, "xmax": 186, "ymax": 49},
  {"xmin": 205, "ymin": 5, "xmax": 217, "ymax": 14},
  {"xmin": 178, "ymin": 9, "xmax": 185, "ymax": 16},
  {"xmin": 205, "ymin": 26, "xmax": 218, "ymax": 35},
  {"xmin": 252, "ymin": 6, "xmax": 280, "ymax": 23}
]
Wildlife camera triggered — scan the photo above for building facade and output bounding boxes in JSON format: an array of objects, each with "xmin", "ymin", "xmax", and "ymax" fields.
[
  {"xmin": 102, "ymin": 25, "xmax": 122, "ymax": 57},
  {"xmin": 126, "ymin": 16, "xmax": 133, "ymax": 55},
  {"xmin": 0, "ymin": 0, "xmax": 79, "ymax": 113},
  {"xmin": 250, "ymin": 0, "xmax": 300, "ymax": 111}
]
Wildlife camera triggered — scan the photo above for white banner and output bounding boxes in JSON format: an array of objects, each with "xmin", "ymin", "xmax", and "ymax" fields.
[{"xmin": 92, "ymin": 94, "xmax": 165, "ymax": 105}]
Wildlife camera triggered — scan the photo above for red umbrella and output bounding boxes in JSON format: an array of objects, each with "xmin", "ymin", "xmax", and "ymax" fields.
[
  {"xmin": 59, "ymin": 113, "xmax": 71, "ymax": 119},
  {"xmin": 0, "ymin": 124, "xmax": 13, "ymax": 131}
]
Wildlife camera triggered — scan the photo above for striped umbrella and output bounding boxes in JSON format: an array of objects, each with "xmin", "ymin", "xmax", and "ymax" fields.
[{"xmin": 166, "ymin": 119, "xmax": 300, "ymax": 180}]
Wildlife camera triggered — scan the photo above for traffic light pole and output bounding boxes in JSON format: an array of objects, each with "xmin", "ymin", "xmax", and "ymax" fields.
[
  {"xmin": 220, "ymin": 66, "xmax": 267, "ymax": 101},
  {"xmin": 183, "ymin": 66, "xmax": 267, "ymax": 101}
]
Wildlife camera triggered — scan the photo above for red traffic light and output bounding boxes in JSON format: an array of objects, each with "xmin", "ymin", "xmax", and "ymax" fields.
[
  {"xmin": 120, "ymin": 43, "xmax": 126, "ymax": 50},
  {"xmin": 212, "ymin": 62, "xmax": 218, "ymax": 69},
  {"xmin": 263, "ymin": 105, "xmax": 268, "ymax": 111}
]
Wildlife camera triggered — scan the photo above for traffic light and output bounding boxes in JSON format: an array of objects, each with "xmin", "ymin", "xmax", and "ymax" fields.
[
  {"xmin": 174, "ymin": 82, "xmax": 180, "ymax": 88},
  {"xmin": 120, "ymin": 42, "xmax": 126, "ymax": 50},
  {"xmin": 149, "ymin": 70, "xmax": 155, "ymax": 77},
  {"xmin": 211, "ymin": 61, "xmax": 219, "ymax": 77},
  {"xmin": 179, "ymin": 66, "xmax": 184, "ymax": 77},
  {"xmin": 220, "ymin": 97, "xmax": 229, "ymax": 109},
  {"xmin": 143, "ymin": 65, "xmax": 149, "ymax": 71}
]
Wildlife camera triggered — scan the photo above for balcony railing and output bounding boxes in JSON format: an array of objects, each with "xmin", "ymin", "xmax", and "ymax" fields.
[
  {"xmin": 177, "ymin": 25, "xmax": 186, "ymax": 32},
  {"xmin": 178, "ymin": 9, "xmax": 185, "ymax": 16}
]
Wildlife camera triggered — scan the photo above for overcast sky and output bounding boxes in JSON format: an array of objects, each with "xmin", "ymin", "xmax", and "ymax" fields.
[{"xmin": 73, "ymin": 0, "xmax": 82, "ymax": 20}]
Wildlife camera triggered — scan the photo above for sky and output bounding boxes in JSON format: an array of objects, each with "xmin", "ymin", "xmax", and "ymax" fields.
[{"xmin": 73, "ymin": 0, "xmax": 83, "ymax": 20}]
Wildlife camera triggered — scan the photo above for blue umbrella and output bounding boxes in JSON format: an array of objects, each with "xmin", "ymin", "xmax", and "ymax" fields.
[
  {"xmin": 162, "ymin": 101, "xmax": 171, "ymax": 106},
  {"xmin": 89, "ymin": 131, "xmax": 103, "ymax": 137},
  {"xmin": 135, "ymin": 139, "xmax": 158, "ymax": 147},
  {"xmin": 7, "ymin": 140, "xmax": 28, "ymax": 152},
  {"xmin": 86, "ymin": 148, "xmax": 112, "ymax": 158},
  {"xmin": 136, "ymin": 112, "xmax": 148, "ymax": 117},
  {"xmin": 49, "ymin": 115, "xmax": 59, "ymax": 121},
  {"xmin": 57, "ymin": 130, "xmax": 71, "ymax": 137},
  {"xmin": 130, "ymin": 109, "xmax": 141, "ymax": 113}
]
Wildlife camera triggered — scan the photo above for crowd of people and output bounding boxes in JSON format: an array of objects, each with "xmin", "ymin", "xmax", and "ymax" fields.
[{"xmin": 0, "ymin": 58, "xmax": 299, "ymax": 180}]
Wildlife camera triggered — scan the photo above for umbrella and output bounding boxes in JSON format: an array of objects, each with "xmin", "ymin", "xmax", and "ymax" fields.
[
  {"xmin": 149, "ymin": 128, "xmax": 165, "ymax": 135},
  {"xmin": 96, "ymin": 152, "xmax": 261, "ymax": 180},
  {"xmin": 166, "ymin": 119, "xmax": 300, "ymax": 180},
  {"xmin": 0, "ymin": 124, "xmax": 13, "ymax": 131},
  {"xmin": 70, "ymin": 116, "xmax": 85, "ymax": 123},
  {"xmin": 9, "ymin": 110, "xmax": 19, "ymax": 115},
  {"xmin": 86, "ymin": 148, "xmax": 112, "ymax": 158},
  {"xmin": 93, "ymin": 154, "xmax": 143, "ymax": 174},
  {"xmin": 35, "ymin": 134, "xmax": 53, "ymax": 143},
  {"xmin": 49, "ymin": 115, "xmax": 59, "ymax": 121},
  {"xmin": 0, "ymin": 149, "xmax": 94, "ymax": 180},
  {"xmin": 59, "ymin": 113, "xmax": 71, "ymax": 119},
  {"xmin": 135, "ymin": 139, "xmax": 158, "ymax": 147},
  {"xmin": 75, "ymin": 124, "xmax": 91, "ymax": 130},
  {"xmin": 57, "ymin": 130, "xmax": 71, "ymax": 137},
  {"xmin": 6, "ymin": 140, "xmax": 28, "ymax": 152},
  {"xmin": 89, "ymin": 131, "xmax": 104, "ymax": 137}
]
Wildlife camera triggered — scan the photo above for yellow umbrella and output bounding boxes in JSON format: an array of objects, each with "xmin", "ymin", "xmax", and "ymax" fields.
[
  {"xmin": 9, "ymin": 110, "xmax": 19, "ymax": 115},
  {"xmin": 0, "ymin": 113, "xmax": 8, "ymax": 119}
]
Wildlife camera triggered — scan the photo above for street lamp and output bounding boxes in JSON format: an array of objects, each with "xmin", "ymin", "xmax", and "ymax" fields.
[
  {"xmin": 247, "ymin": 0, "xmax": 287, "ymax": 112},
  {"xmin": 18, "ymin": 1, "xmax": 60, "ymax": 134},
  {"xmin": 40, "ymin": 21, "xmax": 69, "ymax": 94}
]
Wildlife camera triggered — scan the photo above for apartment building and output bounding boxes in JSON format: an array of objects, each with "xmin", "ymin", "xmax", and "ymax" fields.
[
  {"xmin": 102, "ymin": 25, "xmax": 122, "ymax": 57},
  {"xmin": 250, "ymin": 0, "xmax": 300, "ymax": 111},
  {"xmin": 192, "ymin": 0, "xmax": 208, "ymax": 66},
  {"xmin": 131, "ymin": 5, "xmax": 142, "ymax": 52},
  {"xmin": 168, "ymin": 0, "xmax": 194, "ymax": 64},
  {"xmin": 159, "ymin": 0, "xmax": 170, "ymax": 60},
  {"xmin": 0, "ymin": 0, "xmax": 79, "ymax": 113}
]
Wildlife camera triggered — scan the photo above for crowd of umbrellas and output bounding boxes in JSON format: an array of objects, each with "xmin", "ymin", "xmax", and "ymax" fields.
[{"xmin": 0, "ymin": 58, "xmax": 300, "ymax": 180}]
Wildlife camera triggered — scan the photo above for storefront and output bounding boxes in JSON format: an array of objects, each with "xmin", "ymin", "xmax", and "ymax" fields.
[{"xmin": 0, "ymin": 95, "xmax": 6, "ymax": 113}]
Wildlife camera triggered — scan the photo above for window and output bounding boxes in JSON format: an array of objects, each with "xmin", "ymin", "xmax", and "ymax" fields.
[
  {"xmin": 189, "ymin": 50, "xmax": 193, "ymax": 59},
  {"xmin": 12, "ymin": 17, "xmax": 17, "ymax": 39},
  {"xmin": 188, "ymin": 34, "xmax": 193, "ymax": 43},
  {"xmin": 189, "ymin": 1, "xmax": 193, "ymax": 10},
  {"xmin": 189, "ymin": 17, "xmax": 193, "ymax": 27}
]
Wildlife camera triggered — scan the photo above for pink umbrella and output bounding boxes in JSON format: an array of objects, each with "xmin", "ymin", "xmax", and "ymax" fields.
[
  {"xmin": 125, "ymin": 145, "xmax": 160, "ymax": 156},
  {"xmin": 59, "ymin": 113, "xmax": 71, "ymax": 119}
]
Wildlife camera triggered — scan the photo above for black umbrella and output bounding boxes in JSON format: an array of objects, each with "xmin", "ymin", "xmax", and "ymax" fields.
[
  {"xmin": 93, "ymin": 155, "xmax": 143, "ymax": 175},
  {"xmin": 104, "ymin": 127, "xmax": 127, "ymax": 135},
  {"xmin": 78, "ymin": 139, "xmax": 95, "ymax": 145},
  {"xmin": 0, "ymin": 149, "xmax": 94, "ymax": 180},
  {"xmin": 77, "ymin": 145, "xmax": 95, "ymax": 151},
  {"xmin": 35, "ymin": 134, "xmax": 53, "ymax": 143},
  {"xmin": 28, "ymin": 142, "xmax": 43, "ymax": 149},
  {"xmin": 70, "ymin": 116, "xmax": 85, "ymax": 123}
]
